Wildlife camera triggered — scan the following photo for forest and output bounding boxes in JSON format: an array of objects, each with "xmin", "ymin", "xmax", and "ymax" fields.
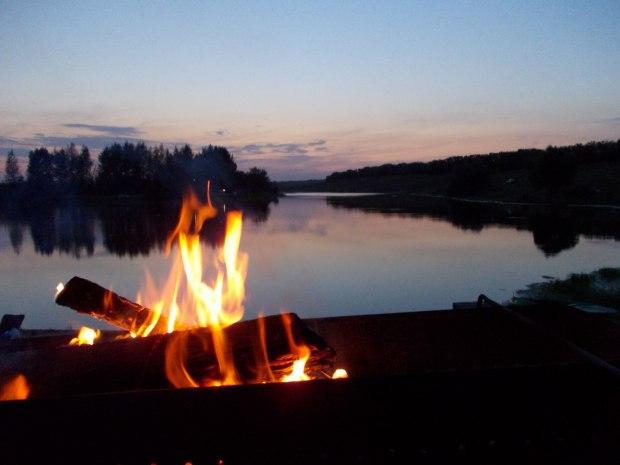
[
  {"xmin": 327, "ymin": 140, "xmax": 620, "ymax": 181},
  {"xmin": 281, "ymin": 140, "xmax": 620, "ymax": 204},
  {"xmin": 1, "ymin": 142, "xmax": 276, "ymax": 200}
]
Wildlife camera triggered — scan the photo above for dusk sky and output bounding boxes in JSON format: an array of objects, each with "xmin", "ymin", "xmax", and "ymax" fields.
[{"xmin": 1, "ymin": 0, "xmax": 619, "ymax": 180}]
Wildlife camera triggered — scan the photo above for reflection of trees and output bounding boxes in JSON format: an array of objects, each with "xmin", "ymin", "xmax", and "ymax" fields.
[
  {"xmin": 29, "ymin": 207, "xmax": 56, "ymax": 255},
  {"xmin": 531, "ymin": 215, "xmax": 579, "ymax": 257},
  {"xmin": 28, "ymin": 205, "xmax": 95, "ymax": 257},
  {"xmin": 8, "ymin": 223, "xmax": 24, "ymax": 254},
  {"xmin": 0, "ymin": 197, "xmax": 273, "ymax": 258},
  {"xmin": 234, "ymin": 198, "xmax": 273, "ymax": 224},
  {"xmin": 98, "ymin": 200, "xmax": 230, "ymax": 257},
  {"xmin": 99, "ymin": 201, "xmax": 176, "ymax": 257},
  {"xmin": 0, "ymin": 203, "xmax": 97, "ymax": 258},
  {"xmin": 328, "ymin": 195, "xmax": 620, "ymax": 257},
  {"xmin": 56, "ymin": 206, "xmax": 96, "ymax": 257}
]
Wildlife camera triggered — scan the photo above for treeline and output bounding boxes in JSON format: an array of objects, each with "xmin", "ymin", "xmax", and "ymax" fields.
[
  {"xmin": 327, "ymin": 140, "xmax": 620, "ymax": 181},
  {"xmin": 3, "ymin": 142, "xmax": 275, "ymax": 199},
  {"xmin": 324, "ymin": 140, "xmax": 620, "ymax": 201}
]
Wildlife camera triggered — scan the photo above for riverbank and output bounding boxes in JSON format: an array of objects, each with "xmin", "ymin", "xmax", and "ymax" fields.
[
  {"xmin": 278, "ymin": 159, "xmax": 620, "ymax": 206},
  {"xmin": 513, "ymin": 268, "xmax": 620, "ymax": 310},
  {"xmin": 278, "ymin": 141, "xmax": 620, "ymax": 206}
]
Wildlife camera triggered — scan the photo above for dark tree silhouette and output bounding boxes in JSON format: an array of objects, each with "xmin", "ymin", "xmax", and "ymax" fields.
[
  {"xmin": 5, "ymin": 150, "xmax": 22, "ymax": 183},
  {"xmin": 27, "ymin": 147, "xmax": 54, "ymax": 190},
  {"xmin": 95, "ymin": 141, "xmax": 261, "ymax": 197},
  {"xmin": 22, "ymin": 144, "xmax": 94, "ymax": 195},
  {"xmin": 7, "ymin": 141, "xmax": 272, "ymax": 200},
  {"xmin": 52, "ymin": 146, "xmax": 71, "ymax": 185},
  {"xmin": 69, "ymin": 144, "xmax": 93, "ymax": 188},
  {"xmin": 327, "ymin": 140, "xmax": 619, "ymax": 183},
  {"xmin": 235, "ymin": 167, "xmax": 274, "ymax": 193},
  {"xmin": 528, "ymin": 145, "xmax": 576, "ymax": 197},
  {"xmin": 447, "ymin": 162, "xmax": 490, "ymax": 196},
  {"xmin": 192, "ymin": 145, "xmax": 237, "ymax": 192},
  {"xmin": 97, "ymin": 142, "xmax": 147, "ymax": 194}
]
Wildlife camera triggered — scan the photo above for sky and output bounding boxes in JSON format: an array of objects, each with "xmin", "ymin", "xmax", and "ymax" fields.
[{"xmin": 1, "ymin": 0, "xmax": 619, "ymax": 180}]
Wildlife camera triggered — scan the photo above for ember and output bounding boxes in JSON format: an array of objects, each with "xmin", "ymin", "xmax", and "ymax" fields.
[
  {"xmin": 69, "ymin": 326, "xmax": 100, "ymax": 346},
  {"xmin": 0, "ymin": 374, "xmax": 29, "ymax": 401}
]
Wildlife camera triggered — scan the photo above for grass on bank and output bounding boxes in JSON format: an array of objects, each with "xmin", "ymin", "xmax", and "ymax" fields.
[{"xmin": 513, "ymin": 268, "xmax": 620, "ymax": 310}]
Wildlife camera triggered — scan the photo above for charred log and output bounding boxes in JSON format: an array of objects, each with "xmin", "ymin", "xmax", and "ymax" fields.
[
  {"xmin": 55, "ymin": 276, "xmax": 168, "ymax": 334},
  {"xmin": 0, "ymin": 313, "xmax": 335, "ymax": 398}
]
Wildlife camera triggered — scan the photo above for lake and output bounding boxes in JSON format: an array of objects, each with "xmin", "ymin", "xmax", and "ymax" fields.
[{"xmin": 0, "ymin": 193, "xmax": 618, "ymax": 329}]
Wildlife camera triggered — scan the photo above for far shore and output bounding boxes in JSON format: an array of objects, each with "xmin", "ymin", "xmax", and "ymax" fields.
[{"xmin": 282, "ymin": 191, "xmax": 620, "ymax": 210}]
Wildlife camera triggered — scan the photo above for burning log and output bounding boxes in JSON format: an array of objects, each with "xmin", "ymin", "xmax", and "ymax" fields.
[
  {"xmin": 55, "ymin": 276, "xmax": 168, "ymax": 335},
  {"xmin": 0, "ymin": 313, "xmax": 335, "ymax": 398}
]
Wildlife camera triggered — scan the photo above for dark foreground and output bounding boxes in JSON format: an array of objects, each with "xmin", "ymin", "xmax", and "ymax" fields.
[{"xmin": 0, "ymin": 301, "xmax": 618, "ymax": 464}]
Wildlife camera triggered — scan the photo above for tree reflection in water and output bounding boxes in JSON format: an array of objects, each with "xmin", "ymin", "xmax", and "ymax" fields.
[
  {"xmin": 0, "ymin": 197, "xmax": 273, "ymax": 258},
  {"xmin": 327, "ymin": 194, "xmax": 620, "ymax": 257},
  {"xmin": 0, "ymin": 194, "xmax": 617, "ymax": 258}
]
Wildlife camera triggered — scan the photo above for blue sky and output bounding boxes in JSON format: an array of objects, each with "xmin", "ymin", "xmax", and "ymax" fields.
[{"xmin": 1, "ymin": 0, "xmax": 619, "ymax": 179}]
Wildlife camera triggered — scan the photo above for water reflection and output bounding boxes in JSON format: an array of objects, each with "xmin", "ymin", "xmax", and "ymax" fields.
[
  {"xmin": 327, "ymin": 195, "xmax": 620, "ymax": 257},
  {"xmin": 0, "ymin": 197, "xmax": 273, "ymax": 259},
  {"xmin": 0, "ymin": 194, "xmax": 617, "ymax": 258},
  {"xmin": 8, "ymin": 223, "xmax": 23, "ymax": 254},
  {"xmin": 0, "ymin": 194, "xmax": 618, "ymax": 329}
]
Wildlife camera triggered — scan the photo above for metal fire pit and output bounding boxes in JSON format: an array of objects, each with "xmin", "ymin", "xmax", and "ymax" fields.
[{"xmin": 0, "ymin": 303, "xmax": 618, "ymax": 464}]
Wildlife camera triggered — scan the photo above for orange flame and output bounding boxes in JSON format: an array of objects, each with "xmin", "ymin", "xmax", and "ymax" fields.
[
  {"xmin": 165, "ymin": 331, "xmax": 199, "ymax": 388},
  {"xmin": 0, "ymin": 374, "xmax": 30, "ymax": 401},
  {"xmin": 256, "ymin": 313, "xmax": 275, "ymax": 382},
  {"xmin": 282, "ymin": 353, "xmax": 311, "ymax": 382},
  {"xmin": 134, "ymin": 186, "xmax": 247, "ymax": 387},
  {"xmin": 130, "ymin": 184, "xmax": 348, "ymax": 388},
  {"xmin": 281, "ymin": 313, "xmax": 311, "ymax": 382}
]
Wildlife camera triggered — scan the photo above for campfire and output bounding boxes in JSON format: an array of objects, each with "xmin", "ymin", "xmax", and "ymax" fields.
[{"xmin": 2, "ymin": 184, "xmax": 346, "ymax": 400}]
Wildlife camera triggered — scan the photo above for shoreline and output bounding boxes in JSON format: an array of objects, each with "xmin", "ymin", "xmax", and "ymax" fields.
[{"xmin": 282, "ymin": 191, "xmax": 620, "ymax": 210}]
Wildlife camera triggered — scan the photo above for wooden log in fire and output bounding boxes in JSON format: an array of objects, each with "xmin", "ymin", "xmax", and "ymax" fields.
[
  {"xmin": 55, "ymin": 276, "xmax": 169, "ymax": 334},
  {"xmin": 0, "ymin": 314, "xmax": 335, "ymax": 398}
]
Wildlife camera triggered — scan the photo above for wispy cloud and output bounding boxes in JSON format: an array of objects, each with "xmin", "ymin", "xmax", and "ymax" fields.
[
  {"xmin": 0, "ymin": 147, "xmax": 30, "ymax": 157},
  {"xmin": 0, "ymin": 136, "xmax": 25, "ymax": 147},
  {"xmin": 596, "ymin": 116, "xmax": 620, "ymax": 123},
  {"xmin": 63, "ymin": 123, "xmax": 142, "ymax": 136},
  {"xmin": 232, "ymin": 139, "xmax": 327, "ymax": 158},
  {"xmin": 240, "ymin": 154, "xmax": 315, "ymax": 165},
  {"xmin": 32, "ymin": 134, "xmax": 143, "ymax": 148}
]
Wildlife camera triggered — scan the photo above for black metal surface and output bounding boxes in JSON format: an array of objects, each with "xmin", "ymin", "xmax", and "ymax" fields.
[
  {"xmin": 0, "ymin": 364, "xmax": 618, "ymax": 465},
  {"xmin": 476, "ymin": 294, "xmax": 620, "ymax": 378}
]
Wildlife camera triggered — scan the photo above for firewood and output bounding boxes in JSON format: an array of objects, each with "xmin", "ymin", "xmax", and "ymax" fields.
[
  {"xmin": 55, "ymin": 276, "xmax": 168, "ymax": 334},
  {"xmin": 0, "ymin": 313, "xmax": 335, "ymax": 398}
]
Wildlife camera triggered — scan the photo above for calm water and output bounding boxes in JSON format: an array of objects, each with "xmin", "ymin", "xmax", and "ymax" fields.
[{"xmin": 0, "ymin": 194, "xmax": 618, "ymax": 329}]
